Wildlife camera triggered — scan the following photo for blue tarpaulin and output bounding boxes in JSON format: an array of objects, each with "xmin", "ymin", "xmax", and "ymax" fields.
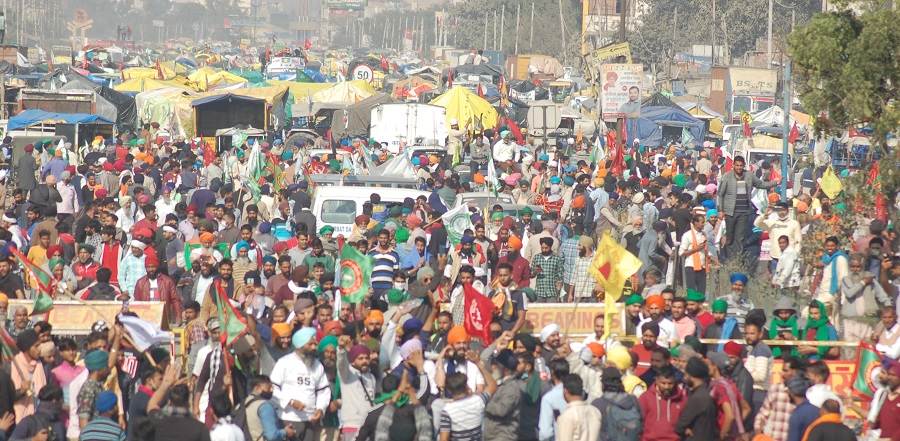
[
  {"xmin": 8, "ymin": 109, "xmax": 113, "ymax": 131},
  {"xmin": 625, "ymin": 106, "xmax": 706, "ymax": 147}
]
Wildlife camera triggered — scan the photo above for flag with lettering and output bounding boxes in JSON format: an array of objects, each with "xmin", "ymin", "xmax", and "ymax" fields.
[
  {"xmin": 851, "ymin": 342, "xmax": 881, "ymax": 399},
  {"xmin": 215, "ymin": 279, "xmax": 248, "ymax": 347},
  {"xmin": 339, "ymin": 244, "xmax": 375, "ymax": 303}
]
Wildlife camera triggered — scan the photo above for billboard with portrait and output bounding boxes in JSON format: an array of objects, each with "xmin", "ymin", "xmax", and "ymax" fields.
[{"xmin": 600, "ymin": 64, "xmax": 643, "ymax": 120}]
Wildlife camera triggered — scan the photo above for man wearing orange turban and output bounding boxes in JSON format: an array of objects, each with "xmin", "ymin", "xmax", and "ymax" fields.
[
  {"xmin": 439, "ymin": 326, "xmax": 484, "ymax": 395},
  {"xmin": 639, "ymin": 294, "xmax": 676, "ymax": 347}
]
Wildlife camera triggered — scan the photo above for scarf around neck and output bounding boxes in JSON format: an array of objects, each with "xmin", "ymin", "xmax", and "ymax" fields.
[
  {"xmin": 803, "ymin": 300, "xmax": 832, "ymax": 357},
  {"xmin": 821, "ymin": 250, "xmax": 848, "ymax": 293},
  {"xmin": 769, "ymin": 315, "xmax": 798, "ymax": 357}
]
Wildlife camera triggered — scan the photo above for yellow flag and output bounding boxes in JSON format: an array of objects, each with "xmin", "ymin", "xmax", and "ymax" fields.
[
  {"xmin": 821, "ymin": 166, "xmax": 843, "ymax": 199},
  {"xmin": 588, "ymin": 232, "xmax": 643, "ymax": 301},
  {"xmin": 740, "ymin": 109, "xmax": 754, "ymax": 125},
  {"xmin": 576, "ymin": 127, "xmax": 583, "ymax": 145}
]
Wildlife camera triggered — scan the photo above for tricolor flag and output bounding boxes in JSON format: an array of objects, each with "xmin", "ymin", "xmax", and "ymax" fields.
[
  {"xmin": 10, "ymin": 248, "xmax": 53, "ymax": 315},
  {"xmin": 851, "ymin": 342, "xmax": 881, "ymax": 399}
]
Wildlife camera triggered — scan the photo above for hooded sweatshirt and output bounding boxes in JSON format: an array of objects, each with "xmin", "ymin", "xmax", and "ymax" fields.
[
  {"xmin": 638, "ymin": 383, "xmax": 686, "ymax": 441},
  {"xmin": 592, "ymin": 390, "xmax": 641, "ymax": 441}
]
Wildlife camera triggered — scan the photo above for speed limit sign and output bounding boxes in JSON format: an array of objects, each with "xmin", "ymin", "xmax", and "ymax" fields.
[{"xmin": 352, "ymin": 64, "xmax": 374, "ymax": 83}]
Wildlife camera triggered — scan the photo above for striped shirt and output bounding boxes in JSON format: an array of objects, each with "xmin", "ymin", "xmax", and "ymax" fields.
[
  {"xmin": 79, "ymin": 416, "xmax": 126, "ymax": 441},
  {"xmin": 368, "ymin": 247, "xmax": 400, "ymax": 290},
  {"xmin": 440, "ymin": 392, "xmax": 490, "ymax": 440}
]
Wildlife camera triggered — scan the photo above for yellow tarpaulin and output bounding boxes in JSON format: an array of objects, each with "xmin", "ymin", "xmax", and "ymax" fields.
[
  {"xmin": 266, "ymin": 80, "xmax": 334, "ymax": 100},
  {"xmin": 686, "ymin": 107, "xmax": 724, "ymax": 137},
  {"xmin": 429, "ymin": 86, "xmax": 499, "ymax": 130},
  {"xmin": 187, "ymin": 67, "xmax": 248, "ymax": 91},
  {"xmin": 123, "ymin": 67, "xmax": 176, "ymax": 80},
  {"xmin": 115, "ymin": 77, "xmax": 199, "ymax": 93},
  {"xmin": 313, "ymin": 80, "xmax": 376, "ymax": 103}
]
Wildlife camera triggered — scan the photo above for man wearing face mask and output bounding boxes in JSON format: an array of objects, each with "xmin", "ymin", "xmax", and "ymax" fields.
[
  {"xmin": 639, "ymin": 365, "xmax": 686, "ymax": 441},
  {"xmin": 243, "ymin": 374, "xmax": 296, "ymax": 441},
  {"xmin": 754, "ymin": 202, "xmax": 802, "ymax": 274}
]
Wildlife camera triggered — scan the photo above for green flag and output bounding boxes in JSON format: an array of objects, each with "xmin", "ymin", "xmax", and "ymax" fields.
[
  {"xmin": 11, "ymin": 248, "xmax": 53, "ymax": 310},
  {"xmin": 443, "ymin": 204, "xmax": 473, "ymax": 246},
  {"xmin": 339, "ymin": 244, "xmax": 375, "ymax": 303},
  {"xmin": 851, "ymin": 341, "xmax": 881, "ymax": 399},
  {"xmin": 215, "ymin": 279, "xmax": 248, "ymax": 347}
]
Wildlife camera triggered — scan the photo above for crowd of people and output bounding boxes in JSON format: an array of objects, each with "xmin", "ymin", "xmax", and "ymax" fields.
[{"xmin": 0, "ymin": 124, "xmax": 895, "ymax": 441}]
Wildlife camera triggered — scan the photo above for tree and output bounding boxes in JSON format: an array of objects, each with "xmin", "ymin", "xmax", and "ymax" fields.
[{"xmin": 788, "ymin": 8, "xmax": 900, "ymax": 150}]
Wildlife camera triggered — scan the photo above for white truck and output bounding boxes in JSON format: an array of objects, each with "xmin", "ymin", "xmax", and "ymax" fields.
[{"xmin": 369, "ymin": 103, "xmax": 449, "ymax": 155}]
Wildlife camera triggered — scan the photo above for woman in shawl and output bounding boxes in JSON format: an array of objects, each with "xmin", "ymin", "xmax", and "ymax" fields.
[{"xmin": 797, "ymin": 300, "xmax": 840, "ymax": 360}]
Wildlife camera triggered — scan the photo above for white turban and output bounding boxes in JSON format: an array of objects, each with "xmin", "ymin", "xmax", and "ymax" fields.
[
  {"xmin": 540, "ymin": 324, "xmax": 560, "ymax": 342},
  {"xmin": 130, "ymin": 240, "xmax": 147, "ymax": 250}
]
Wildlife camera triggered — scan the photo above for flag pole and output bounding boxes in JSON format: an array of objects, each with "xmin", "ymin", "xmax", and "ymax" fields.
[
  {"xmin": 0, "ymin": 334, "xmax": 26, "ymax": 388},
  {"xmin": 562, "ymin": 290, "xmax": 585, "ymax": 338}
]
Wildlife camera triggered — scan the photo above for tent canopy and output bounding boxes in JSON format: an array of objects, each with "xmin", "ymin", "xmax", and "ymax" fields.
[
  {"xmin": 115, "ymin": 77, "xmax": 198, "ymax": 93},
  {"xmin": 678, "ymin": 102, "xmax": 725, "ymax": 137},
  {"xmin": 751, "ymin": 105, "xmax": 806, "ymax": 130},
  {"xmin": 642, "ymin": 92, "xmax": 678, "ymax": 108},
  {"xmin": 625, "ymin": 105, "xmax": 706, "ymax": 147},
  {"xmin": 429, "ymin": 85, "xmax": 499, "ymax": 130},
  {"xmin": 9, "ymin": 109, "xmax": 113, "ymax": 131},
  {"xmin": 313, "ymin": 80, "xmax": 376, "ymax": 103},
  {"xmin": 330, "ymin": 92, "xmax": 395, "ymax": 140}
]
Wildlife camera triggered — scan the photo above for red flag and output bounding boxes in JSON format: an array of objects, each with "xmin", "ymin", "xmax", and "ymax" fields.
[
  {"xmin": 380, "ymin": 55, "xmax": 389, "ymax": 70},
  {"xmin": 202, "ymin": 139, "xmax": 215, "ymax": 166},
  {"xmin": 265, "ymin": 47, "xmax": 271, "ymax": 62},
  {"xmin": 788, "ymin": 122, "xmax": 800, "ymax": 144},
  {"xmin": 477, "ymin": 83, "xmax": 485, "ymax": 98},
  {"xmin": 304, "ymin": 39, "xmax": 312, "ymax": 50},
  {"xmin": 392, "ymin": 62, "xmax": 399, "ymax": 73},
  {"xmin": 607, "ymin": 131, "xmax": 626, "ymax": 175},
  {"xmin": 769, "ymin": 165, "xmax": 782, "ymax": 183},
  {"xmin": 82, "ymin": 55, "xmax": 88, "ymax": 70},
  {"xmin": 504, "ymin": 117, "xmax": 525, "ymax": 146},
  {"xmin": 463, "ymin": 283, "xmax": 493, "ymax": 344},
  {"xmin": 743, "ymin": 119, "xmax": 752, "ymax": 137},
  {"xmin": 47, "ymin": 55, "xmax": 54, "ymax": 71},
  {"xmin": 155, "ymin": 58, "xmax": 164, "ymax": 80},
  {"xmin": 447, "ymin": 70, "xmax": 453, "ymax": 88},
  {"xmin": 119, "ymin": 61, "xmax": 125, "ymax": 82}
]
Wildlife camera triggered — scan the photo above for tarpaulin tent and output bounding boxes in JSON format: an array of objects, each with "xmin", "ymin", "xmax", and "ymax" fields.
[
  {"xmin": 190, "ymin": 85, "xmax": 289, "ymax": 137},
  {"xmin": 429, "ymin": 85, "xmax": 499, "ymax": 130},
  {"xmin": 625, "ymin": 105, "xmax": 705, "ymax": 147},
  {"xmin": 8, "ymin": 109, "xmax": 113, "ymax": 131},
  {"xmin": 123, "ymin": 66, "xmax": 177, "ymax": 80},
  {"xmin": 313, "ymin": 80, "xmax": 376, "ymax": 103},
  {"xmin": 115, "ymin": 77, "xmax": 199, "ymax": 93},
  {"xmin": 187, "ymin": 67, "xmax": 248, "ymax": 91},
  {"xmin": 229, "ymin": 69, "xmax": 265, "ymax": 84},
  {"xmin": 50, "ymin": 70, "xmax": 138, "ymax": 131},
  {"xmin": 678, "ymin": 102, "xmax": 725, "ymax": 137},
  {"xmin": 330, "ymin": 92, "xmax": 395, "ymax": 140},
  {"xmin": 641, "ymin": 92, "xmax": 678, "ymax": 108},
  {"xmin": 135, "ymin": 87, "xmax": 197, "ymax": 136}
]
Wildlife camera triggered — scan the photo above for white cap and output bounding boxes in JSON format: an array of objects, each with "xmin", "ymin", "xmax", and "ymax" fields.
[
  {"xmin": 567, "ymin": 138, "xmax": 575, "ymax": 144},
  {"xmin": 634, "ymin": 138, "xmax": 640, "ymax": 143},
  {"xmin": 449, "ymin": 118, "xmax": 458, "ymax": 125}
]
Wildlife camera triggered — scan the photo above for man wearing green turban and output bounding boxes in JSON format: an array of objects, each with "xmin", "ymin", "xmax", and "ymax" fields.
[
  {"xmin": 624, "ymin": 293, "xmax": 644, "ymax": 336},
  {"xmin": 685, "ymin": 289, "xmax": 714, "ymax": 332},
  {"xmin": 703, "ymin": 298, "xmax": 743, "ymax": 353}
]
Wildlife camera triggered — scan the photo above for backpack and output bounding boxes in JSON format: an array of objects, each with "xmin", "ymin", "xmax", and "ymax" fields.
[
  {"xmin": 233, "ymin": 396, "xmax": 266, "ymax": 441},
  {"xmin": 604, "ymin": 396, "xmax": 642, "ymax": 441}
]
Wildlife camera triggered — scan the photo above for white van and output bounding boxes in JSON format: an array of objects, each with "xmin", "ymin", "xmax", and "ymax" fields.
[{"xmin": 312, "ymin": 186, "xmax": 431, "ymax": 236}]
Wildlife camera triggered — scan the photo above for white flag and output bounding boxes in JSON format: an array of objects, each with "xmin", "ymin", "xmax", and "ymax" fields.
[
  {"xmin": 486, "ymin": 154, "xmax": 499, "ymax": 197},
  {"xmin": 118, "ymin": 314, "xmax": 171, "ymax": 352},
  {"xmin": 443, "ymin": 203, "xmax": 473, "ymax": 247}
]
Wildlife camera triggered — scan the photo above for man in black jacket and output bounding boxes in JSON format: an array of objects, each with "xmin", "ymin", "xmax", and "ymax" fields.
[{"xmin": 675, "ymin": 357, "xmax": 719, "ymax": 440}]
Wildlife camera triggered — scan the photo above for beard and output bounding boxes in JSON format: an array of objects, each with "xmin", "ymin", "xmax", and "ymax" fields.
[
  {"xmin": 368, "ymin": 329, "xmax": 381, "ymax": 339},
  {"xmin": 263, "ymin": 269, "xmax": 276, "ymax": 278},
  {"xmin": 301, "ymin": 348, "xmax": 317, "ymax": 366},
  {"xmin": 659, "ymin": 387, "xmax": 674, "ymax": 398}
]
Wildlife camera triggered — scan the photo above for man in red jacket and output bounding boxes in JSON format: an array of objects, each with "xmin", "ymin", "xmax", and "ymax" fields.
[
  {"xmin": 638, "ymin": 365, "xmax": 686, "ymax": 441},
  {"xmin": 132, "ymin": 253, "xmax": 182, "ymax": 326}
]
